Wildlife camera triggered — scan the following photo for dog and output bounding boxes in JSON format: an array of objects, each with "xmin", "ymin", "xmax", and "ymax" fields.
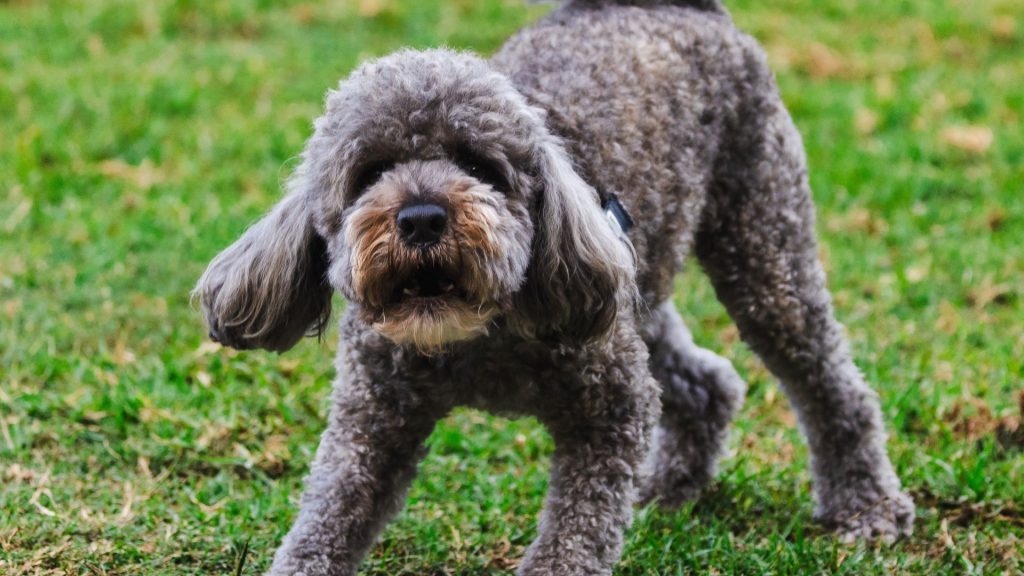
[{"xmin": 195, "ymin": 1, "xmax": 915, "ymax": 573}]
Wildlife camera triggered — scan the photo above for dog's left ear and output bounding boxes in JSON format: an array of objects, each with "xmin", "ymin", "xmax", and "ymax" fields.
[
  {"xmin": 514, "ymin": 136, "xmax": 636, "ymax": 343},
  {"xmin": 193, "ymin": 182, "xmax": 332, "ymax": 353}
]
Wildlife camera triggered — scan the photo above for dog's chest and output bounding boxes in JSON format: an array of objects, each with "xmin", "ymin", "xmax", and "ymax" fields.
[{"xmin": 439, "ymin": 338, "xmax": 593, "ymax": 416}]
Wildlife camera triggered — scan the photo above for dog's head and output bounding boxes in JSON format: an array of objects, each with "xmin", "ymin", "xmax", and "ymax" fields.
[{"xmin": 195, "ymin": 49, "xmax": 635, "ymax": 353}]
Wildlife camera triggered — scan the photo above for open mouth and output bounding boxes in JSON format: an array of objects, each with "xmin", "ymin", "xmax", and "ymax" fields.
[
  {"xmin": 371, "ymin": 261, "xmax": 495, "ymax": 351},
  {"xmin": 393, "ymin": 263, "xmax": 462, "ymax": 302}
]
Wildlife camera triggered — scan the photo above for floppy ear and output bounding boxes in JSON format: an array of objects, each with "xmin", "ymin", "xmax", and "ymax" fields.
[
  {"xmin": 193, "ymin": 183, "xmax": 332, "ymax": 353},
  {"xmin": 514, "ymin": 136, "xmax": 636, "ymax": 343}
]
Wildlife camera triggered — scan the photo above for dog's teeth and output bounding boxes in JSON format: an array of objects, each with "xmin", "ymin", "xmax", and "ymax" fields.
[
  {"xmin": 441, "ymin": 281, "xmax": 455, "ymax": 293},
  {"xmin": 403, "ymin": 286, "xmax": 419, "ymax": 297}
]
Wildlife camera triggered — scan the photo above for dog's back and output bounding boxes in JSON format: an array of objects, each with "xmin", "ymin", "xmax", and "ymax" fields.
[{"xmin": 492, "ymin": 0, "xmax": 766, "ymax": 304}]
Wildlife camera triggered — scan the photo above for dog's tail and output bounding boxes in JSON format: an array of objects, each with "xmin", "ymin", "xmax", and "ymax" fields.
[{"xmin": 565, "ymin": 0, "xmax": 723, "ymax": 12}]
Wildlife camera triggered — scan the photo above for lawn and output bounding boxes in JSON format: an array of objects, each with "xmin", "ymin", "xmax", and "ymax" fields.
[{"xmin": 1, "ymin": 0, "xmax": 1021, "ymax": 574}]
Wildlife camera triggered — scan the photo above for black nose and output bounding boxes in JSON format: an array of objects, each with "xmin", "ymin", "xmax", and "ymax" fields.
[{"xmin": 397, "ymin": 203, "xmax": 447, "ymax": 247}]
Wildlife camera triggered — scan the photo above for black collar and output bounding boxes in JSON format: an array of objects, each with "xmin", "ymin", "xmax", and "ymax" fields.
[{"xmin": 602, "ymin": 192, "xmax": 633, "ymax": 234}]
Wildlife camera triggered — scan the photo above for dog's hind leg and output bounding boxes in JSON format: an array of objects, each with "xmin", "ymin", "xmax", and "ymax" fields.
[
  {"xmin": 693, "ymin": 46, "xmax": 913, "ymax": 541},
  {"xmin": 638, "ymin": 301, "xmax": 746, "ymax": 507}
]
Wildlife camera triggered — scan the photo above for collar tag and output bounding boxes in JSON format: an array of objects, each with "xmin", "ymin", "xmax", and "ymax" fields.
[{"xmin": 602, "ymin": 193, "xmax": 633, "ymax": 235}]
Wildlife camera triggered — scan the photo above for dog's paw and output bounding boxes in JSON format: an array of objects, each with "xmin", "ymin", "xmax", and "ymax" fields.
[{"xmin": 817, "ymin": 489, "xmax": 915, "ymax": 543}]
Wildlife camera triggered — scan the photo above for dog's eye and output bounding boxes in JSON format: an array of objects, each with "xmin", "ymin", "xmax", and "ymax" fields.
[
  {"xmin": 456, "ymin": 152, "xmax": 508, "ymax": 193},
  {"xmin": 352, "ymin": 160, "xmax": 395, "ymax": 194}
]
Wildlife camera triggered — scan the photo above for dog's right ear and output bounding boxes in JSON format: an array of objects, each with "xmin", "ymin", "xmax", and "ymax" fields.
[{"xmin": 193, "ymin": 183, "xmax": 332, "ymax": 353}]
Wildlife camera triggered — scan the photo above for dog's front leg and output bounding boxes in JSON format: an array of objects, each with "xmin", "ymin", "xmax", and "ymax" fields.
[
  {"xmin": 519, "ymin": 414, "xmax": 655, "ymax": 576},
  {"xmin": 267, "ymin": 346, "xmax": 444, "ymax": 576},
  {"xmin": 518, "ymin": 354, "xmax": 659, "ymax": 576}
]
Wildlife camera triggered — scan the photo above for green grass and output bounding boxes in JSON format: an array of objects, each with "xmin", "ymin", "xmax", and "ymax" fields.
[{"xmin": 1, "ymin": 0, "xmax": 1022, "ymax": 573}]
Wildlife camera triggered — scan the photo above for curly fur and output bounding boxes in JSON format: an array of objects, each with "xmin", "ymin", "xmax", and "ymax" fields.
[
  {"xmin": 194, "ymin": 186, "xmax": 332, "ymax": 352},
  {"xmin": 195, "ymin": 1, "xmax": 914, "ymax": 573}
]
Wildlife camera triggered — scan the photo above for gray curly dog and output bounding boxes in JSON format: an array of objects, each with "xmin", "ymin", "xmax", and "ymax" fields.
[{"xmin": 195, "ymin": 0, "xmax": 914, "ymax": 573}]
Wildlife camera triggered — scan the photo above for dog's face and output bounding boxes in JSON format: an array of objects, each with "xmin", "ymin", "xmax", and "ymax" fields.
[
  {"xmin": 305, "ymin": 53, "xmax": 541, "ymax": 350},
  {"xmin": 330, "ymin": 157, "xmax": 532, "ymax": 350},
  {"xmin": 195, "ymin": 49, "xmax": 634, "ymax": 354}
]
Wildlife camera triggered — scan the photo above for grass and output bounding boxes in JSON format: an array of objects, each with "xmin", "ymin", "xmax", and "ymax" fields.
[{"xmin": 1, "ymin": 0, "xmax": 1021, "ymax": 573}]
